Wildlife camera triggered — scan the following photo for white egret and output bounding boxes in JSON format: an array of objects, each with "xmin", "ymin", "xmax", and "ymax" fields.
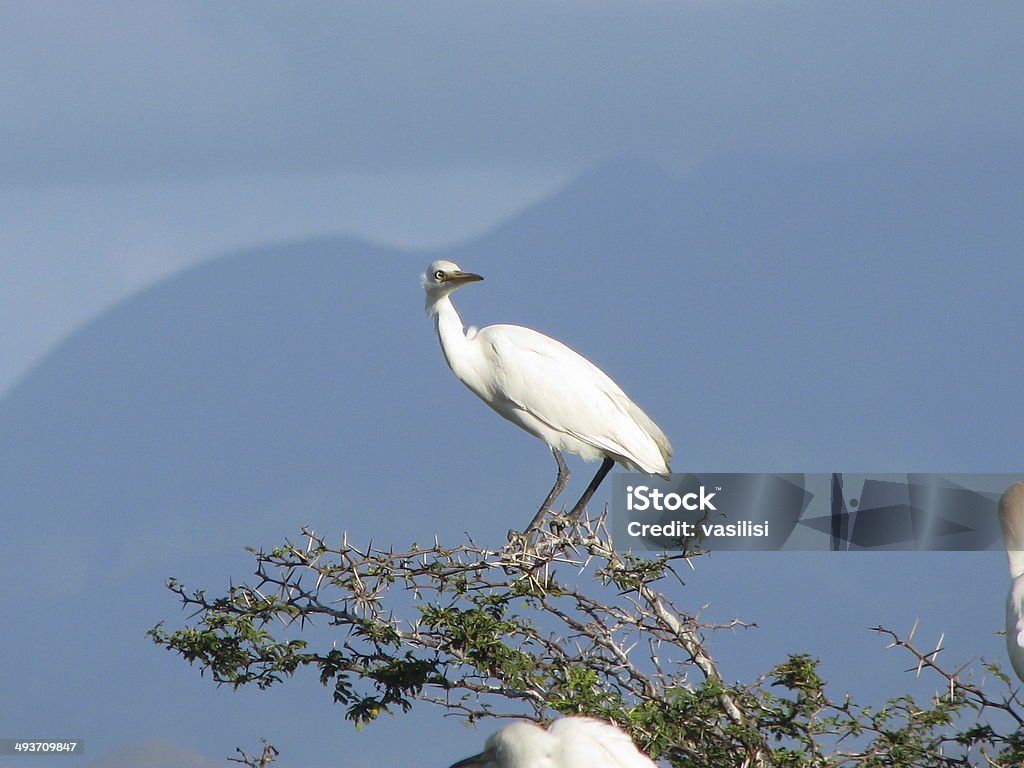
[
  {"xmin": 999, "ymin": 481, "xmax": 1024, "ymax": 682},
  {"xmin": 448, "ymin": 717, "xmax": 658, "ymax": 768},
  {"xmin": 423, "ymin": 260, "xmax": 672, "ymax": 532}
]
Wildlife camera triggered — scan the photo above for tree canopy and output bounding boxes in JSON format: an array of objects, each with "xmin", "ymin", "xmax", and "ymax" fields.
[{"xmin": 151, "ymin": 516, "xmax": 1024, "ymax": 767}]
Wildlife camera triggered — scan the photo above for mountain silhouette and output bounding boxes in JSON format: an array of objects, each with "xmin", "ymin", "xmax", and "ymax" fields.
[{"xmin": 2, "ymin": 139, "xmax": 1021, "ymax": 765}]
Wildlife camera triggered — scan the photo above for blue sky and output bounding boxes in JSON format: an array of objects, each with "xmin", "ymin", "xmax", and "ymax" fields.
[
  {"xmin": 2, "ymin": 3, "xmax": 1023, "ymax": 768},
  {"xmin": 3, "ymin": 1, "xmax": 1022, "ymax": 395}
]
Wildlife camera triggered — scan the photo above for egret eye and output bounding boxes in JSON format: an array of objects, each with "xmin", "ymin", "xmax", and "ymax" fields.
[{"xmin": 434, "ymin": 270, "xmax": 446, "ymax": 281}]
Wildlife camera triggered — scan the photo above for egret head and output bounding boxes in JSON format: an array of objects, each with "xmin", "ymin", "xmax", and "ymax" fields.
[
  {"xmin": 449, "ymin": 721, "xmax": 557, "ymax": 768},
  {"xmin": 423, "ymin": 259, "xmax": 483, "ymax": 313}
]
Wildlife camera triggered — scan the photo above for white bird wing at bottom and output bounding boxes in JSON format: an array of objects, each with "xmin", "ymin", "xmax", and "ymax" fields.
[
  {"xmin": 1007, "ymin": 576, "xmax": 1024, "ymax": 681},
  {"xmin": 548, "ymin": 717, "xmax": 658, "ymax": 768},
  {"xmin": 477, "ymin": 324, "xmax": 671, "ymax": 474}
]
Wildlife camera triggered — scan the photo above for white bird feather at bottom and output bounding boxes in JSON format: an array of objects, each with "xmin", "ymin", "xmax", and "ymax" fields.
[
  {"xmin": 999, "ymin": 481, "xmax": 1024, "ymax": 682},
  {"xmin": 448, "ymin": 717, "xmax": 658, "ymax": 768}
]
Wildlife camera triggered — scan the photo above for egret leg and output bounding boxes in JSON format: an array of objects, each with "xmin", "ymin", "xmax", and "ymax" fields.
[
  {"xmin": 566, "ymin": 457, "xmax": 614, "ymax": 522},
  {"xmin": 525, "ymin": 449, "xmax": 570, "ymax": 532}
]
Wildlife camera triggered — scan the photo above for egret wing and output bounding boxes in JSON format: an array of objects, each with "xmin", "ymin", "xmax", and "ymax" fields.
[
  {"xmin": 1000, "ymin": 482, "xmax": 1024, "ymax": 578},
  {"xmin": 478, "ymin": 324, "xmax": 671, "ymax": 473},
  {"xmin": 549, "ymin": 717, "xmax": 657, "ymax": 768},
  {"xmin": 1007, "ymin": 576, "xmax": 1024, "ymax": 682}
]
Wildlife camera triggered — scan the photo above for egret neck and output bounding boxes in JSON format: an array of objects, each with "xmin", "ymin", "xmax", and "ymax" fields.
[{"xmin": 430, "ymin": 292, "xmax": 480, "ymax": 390}]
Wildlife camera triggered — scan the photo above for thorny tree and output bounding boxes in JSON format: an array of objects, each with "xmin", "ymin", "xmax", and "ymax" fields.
[{"xmin": 151, "ymin": 515, "xmax": 1024, "ymax": 767}]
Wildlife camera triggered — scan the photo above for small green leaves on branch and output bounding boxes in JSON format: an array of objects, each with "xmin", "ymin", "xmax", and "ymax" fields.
[{"xmin": 151, "ymin": 516, "xmax": 1024, "ymax": 767}]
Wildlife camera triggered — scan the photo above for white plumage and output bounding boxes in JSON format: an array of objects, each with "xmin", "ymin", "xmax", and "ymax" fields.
[
  {"xmin": 448, "ymin": 717, "xmax": 658, "ymax": 768},
  {"xmin": 998, "ymin": 481, "xmax": 1024, "ymax": 682},
  {"xmin": 423, "ymin": 259, "xmax": 672, "ymax": 531}
]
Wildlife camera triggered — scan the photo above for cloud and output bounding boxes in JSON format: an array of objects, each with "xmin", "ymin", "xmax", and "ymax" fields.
[
  {"xmin": 86, "ymin": 740, "xmax": 226, "ymax": 768},
  {"xmin": 2, "ymin": 1, "xmax": 1022, "ymax": 184}
]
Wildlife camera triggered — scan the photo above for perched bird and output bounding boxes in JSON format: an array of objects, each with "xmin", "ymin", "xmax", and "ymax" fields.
[
  {"xmin": 423, "ymin": 260, "xmax": 672, "ymax": 532},
  {"xmin": 999, "ymin": 481, "xmax": 1024, "ymax": 682},
  {"xmin": 448, "ymin": 717, "xmax": 658, "ymax": 768}
]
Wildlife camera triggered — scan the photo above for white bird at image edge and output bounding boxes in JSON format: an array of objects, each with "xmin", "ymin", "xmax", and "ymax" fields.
[
  {"xmin": 448, "ymin": 717, "xmax": 658, "ymax": 768},
  {"xmin": 423, "ymin": 260, "xmax": 672, "ymax": 532},
  {"xmin": 999, "ymin": 481, "xmax": 1024, "ymax": 682}
]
